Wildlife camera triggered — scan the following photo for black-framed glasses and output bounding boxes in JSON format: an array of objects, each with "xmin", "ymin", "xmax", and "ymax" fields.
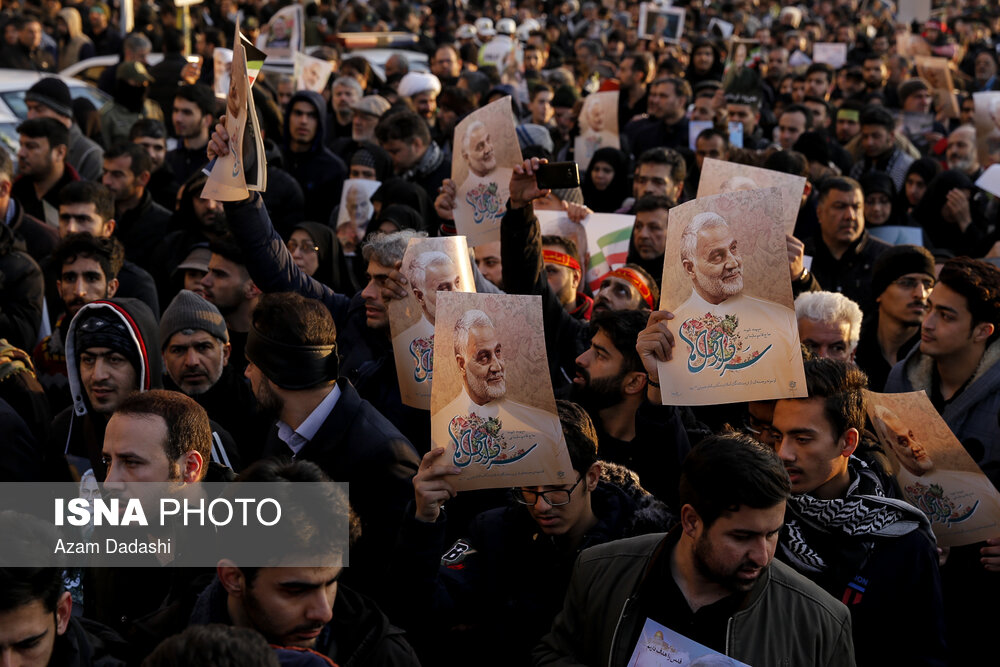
[
  {"xmin": 893, "ymin": 277, "xmax": 934, "ymax": 291},
  {"xmin": 512, "ymin": 476, "xmax": 582, "ymax": 507},
  {"xmin": 287, "ymin": 240, "xmax": 319, "ymax": 254}
]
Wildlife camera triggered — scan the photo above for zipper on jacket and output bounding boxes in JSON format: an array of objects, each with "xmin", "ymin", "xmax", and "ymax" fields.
[
  {"xmin": 608, "ymin": 596, "xmax": 634, "ymax": 667},
  {"xmin": 725, "ymin": 616, "xmax": 734, "ymax": 656}
]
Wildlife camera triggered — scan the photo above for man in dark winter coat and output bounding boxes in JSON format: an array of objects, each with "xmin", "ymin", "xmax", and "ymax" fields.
[
  {"xmin": 0, "ymin": 215, "xmax": 44, "ymax": 351},
  {"xmin": 101, "ymin": 143, "xmax": 172, "ymax": 271},
  {"xmin": 0, "ymin": 148, "xmax": 58, "ymax": 262},
  {"xmin": 281, "ymin": 91, "xmax": 347, "ymax": 223}
]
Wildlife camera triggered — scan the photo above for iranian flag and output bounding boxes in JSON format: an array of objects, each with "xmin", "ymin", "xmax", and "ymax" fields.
[{"xmin": 584, "ymin": 213, "xmax": 634, "ymax": 291}]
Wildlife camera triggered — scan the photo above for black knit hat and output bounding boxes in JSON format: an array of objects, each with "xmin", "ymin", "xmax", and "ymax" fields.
[
  {"xmin": 552, "ymin": 85, "xmax": 579, "ymax": 109},
  {"xmin": 872, "ymin": 245, "xmax": 936, "ymax": 298},
  {"xmin": 74, "ymin": 306, "xmax": 142, "ymax": 376},
  {"xmin": 26, "ymin": 77, "xmax": 73, "ymax": 119}
]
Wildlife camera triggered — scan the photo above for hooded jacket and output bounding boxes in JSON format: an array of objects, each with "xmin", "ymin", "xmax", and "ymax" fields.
[
  {"xmin": 50, "ymin": 298, "xmax": 161, "ymax": 480},
  {"xmin": 282, "ymin": 91, "xmax": 348, "ymax": 223},
  {"xmin": 0, "ymin": 220, "xmax": 44, "ymax": 350},
  {"xmin": 57, "ymin": 9, "xmax": 95, "ymax": 74}
]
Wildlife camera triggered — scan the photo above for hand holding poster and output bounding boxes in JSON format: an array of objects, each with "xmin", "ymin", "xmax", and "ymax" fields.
[
  {"xmin": 430, "ymin": 292, "xmax": 573, "ymax": 491},
  {"xmin": 865, "ymin": 390, "xmax": 1000, "ymax": 547},
  {"xmin": 388, "ymin": 237, "xmax": 477, "ymax": 410},
  {"xmin": 657, "ymin": 188, "xmax": 807, "ymax": 405},
  {"xmin": 574, "ymin": 91, "xmax": 619, "ymax": 172},
  {"xmin": 696, "ymin": 157, "xmax": 806, "ymax": 235},
  {"xmin": 452, "ymin": 96, "xmax": 523, "ymax": 247}
]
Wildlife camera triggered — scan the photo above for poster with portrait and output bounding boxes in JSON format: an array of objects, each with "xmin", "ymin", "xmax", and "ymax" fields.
[
  {"xmin": 721, "ymin": 38, "xmax": 760, "ymax": 91},
  {"xmin": 256, "ymin": 3, "xmax": 304, "ymax": 58},
  {"xmin": 638, "ymin": 4, "xmax": 685, "ymax": 43},
  {"xmin": 896, "ymin": 0, "xmax": 932, "ymax": 24},
  {"xmin": 657, "ymin": 188, "xmax": 807, "ymax": 405},
  {"xmin": 388, "ymin": 237, "xmax": 477, "ymax": 410},
  {"xmin": 430, "ymin": 292, "xmax": 572, "ymax": 491},
  {"xmin": 453, "ymin": 96, "xmax": 523, "ymax": 248},
  {"xmin": 334, "ymin": 178, "xmax": 382, "ymax": 242},
  {"xmin": 973, "ymin": 91, "xmax": 1000, "ymax": 169},
  {"xmin": 915, "ymin": 56, "xmax": 959, "ymax": 119},
  {"xmin": 865, "ymin": 390, "xmax": 1000, "ymax": 547},
  {"xmin": 574, "ymin": 91, "xmax": 620, "ymax": 172},
  {"xmin": 213, "ymin": 48, "xmax": 233, "ymax": 101},
  {"xmin": 294, "ymin": 52, "xmax": 334, "ymax": 93},
  {"xmin": 812, "ymin": 42, "xmax": 847, "ymax": 69},
  {"xmin": 696, "ymin": 158, "xmax": 806, "ymax": 235},
  {"xmin": 627, "ymin": 618, "xmax": 750, "ymax": 667}
]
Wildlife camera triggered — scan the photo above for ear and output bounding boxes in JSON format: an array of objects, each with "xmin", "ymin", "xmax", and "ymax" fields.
[
  {"xmin": 137, "ymin": 170, "xmax": 151, "ymax": 188},
  {"xmin": 103, "ymin": 218, "xmax": 116, "ymax": 237},
  {"xmin": 802, "ymin": 180, "xmax": 812, "ymax": 199},
  {"xmin": 0, "ymin": 178, "xmax": 11, "ymax": 197},
  {"xmin": 217, "ymin": 561, "xmax": 246, "ymax": 597},
  {"xmin": 679, "ymin": 503, "xmax": 701, "ymax": 538},
  {"xmin": 55, "ymin": 144, "xmax": 68, "ymax": 161},
  {"xmin": 54, "ymin": 590, "xmax": 72, "ymax": 635},
  {"xmin": 106, "ymin": 277, "xmax": 119, "ymax": 297},
  {"xmin": 840, "ymin": 427, "xmax": 860, "ymax": 458},
  {"xmin": 455, "ymin": 353, "xmax": 466, "ymax": 374},
  {"xmin": 245, "ymin": 280, "xmax": 262, "ymax": 299},
  {"xmin": 412, "ymin": 286, "xmax": 425, "ymax": 305},
  {"xmin": 585, "ymin": 461, "xmax": 601, "ymax": 492},
  {"xmin": 569, "ymin": 268, "xmax": 581, "ymax": 293},
  {"xmin": 180, "ymin": 449, "xmax": 205, "ymax": 482},
  {"xmin": 622, "ymin": 370, "xmax": 648, "ymax": 396},
  {"xmin": 973, "ymin": 322, "xmax": 995, "ymax": 344},
  {"xmin": 222, "ymin": 341, "xmax": 232, "ymax": 366},
  {"xmin": 682, "ymin": 258, "xmax": 695, "ymax": 279}
]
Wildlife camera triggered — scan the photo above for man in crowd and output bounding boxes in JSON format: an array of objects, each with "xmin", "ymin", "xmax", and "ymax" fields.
[
  {"xmin": 725, "ymin": 92, "xmax": 770, "ymax": 149},
  {"xmin": 12, "ymin": 118, "xmax": 77, "ymax": 227},
  {"xmin": 283, "ymin": 91, "xmax": 348, "ymax": 223},
  {"xmin": 0, "ymin": 14, "xmax": 54, "ymax": 70},
  {"xmin": 777, "ymin": 104, "xmax": 813, "ymax": 151},
  {"xmin": 620, "ymin": 148, "xmax": 686, "ymax": 212},
  {"xmin": 25, "ymin": 77, "xmax": 103, "ymax": 182},
  {"xmin": 0, "ymin": 147, "xmax": 57, "ymax": 262},
  {"xmin": 376, "ymin": 109, "xmax": 450, "ymax": 206},
  {"xmin": 100, "ymin": 61, "xmax": 161, "ymax": 148},
  {"xmin": 794, "ymin": 291, "xmax": 863, "ymax": 362},
  {"xmin": 542, "ymin": 234, "xmax": 590, "ymax": 320},
  {"xmin": 617, "ymin": 53, "xmax": 653, "ymax": 127},
  {"xmin": 534, "ymin": 433, "xmax": 855, "ymax": 666},
  {"xmin": 200, "ymin": 241, "xmax": 260, "ymax": 375},
  {"xmin": 770, "ymin": 358, "xmax": 947, "ymax": 666},
  {"xmin": 623, "ymin": 77, "xmax": 690, "ymax": 156},
  {"xmin": 628, "ymin": 194, "xmax": 671, "ymax": 285},
  {"xmin": 130, "ymin": 118, "xmax": 179, "ymax": 209},
  {"xmin": 327, "ymin": 76, "xmax": 363, "ymax": 144},
  {"xmin": 849, "ymin": 106, "xmax": 915, "ymax": 191},
  {"xmin": 166, "ymin": 84, "xmax": 216, "ymax": 186},
  {"xmin": 854, "ymin": 245, "xmax": 935, "ymax": 390},
  {"xmin": 102, "ymin": 143, "xmax": 172, "ymax": 270},
  {"xmin": 804, "ymin": 176, "xmax": 891, "ymax": 315}
]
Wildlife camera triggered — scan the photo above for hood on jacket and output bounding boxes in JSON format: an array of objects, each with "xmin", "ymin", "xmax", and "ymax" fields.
[
  {"xmin": 58, "ymin": 7, "xmax": 84, "ymax": 39},
  {"xmin": 284, "ymin": 91, "xmax": 328, "ymax": 154},
  {"xmin": 65, "ymin": 298, "xmax": 162, "ymax": 418}
]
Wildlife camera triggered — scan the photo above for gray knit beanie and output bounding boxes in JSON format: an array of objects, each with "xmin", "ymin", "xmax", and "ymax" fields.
[{"xmin": 159, "ymin": 290, "xmax": 229, "ymax": 348}]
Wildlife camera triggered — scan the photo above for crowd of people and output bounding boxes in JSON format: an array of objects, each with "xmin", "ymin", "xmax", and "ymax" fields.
[{"xmin": 1, "ymin": 0, "xmax": 1000, "ymax": 665}]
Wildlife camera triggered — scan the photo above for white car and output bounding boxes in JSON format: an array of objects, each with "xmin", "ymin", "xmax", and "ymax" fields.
[{"xmin": 0, "ymin": 69, "xmax": 111, "ymax": 157}]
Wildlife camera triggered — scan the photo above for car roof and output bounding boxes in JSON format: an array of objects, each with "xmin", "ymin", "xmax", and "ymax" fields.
[{"xmin": 0, "ymin": 69, "xmax": 94, "ymax": 93}]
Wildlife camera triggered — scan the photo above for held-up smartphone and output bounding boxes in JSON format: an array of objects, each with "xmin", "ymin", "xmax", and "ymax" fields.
[{"xmin": 536, "ymin": 162, "xmax": 580, "ymax": 190}]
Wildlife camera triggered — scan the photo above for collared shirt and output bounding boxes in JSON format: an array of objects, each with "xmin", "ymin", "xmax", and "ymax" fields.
[{"xmin": 276, "ymin": 383, "xmax": 342, "ymax": 457}]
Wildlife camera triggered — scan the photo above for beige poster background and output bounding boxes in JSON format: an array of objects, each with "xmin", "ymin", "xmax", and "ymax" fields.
[
  {"xmin": 202, "ymin": 25, "xmax": 249, "ymax": 201},
  {"xmin": 697, "ymin": 157, "xmax": 806, "ymax": 236},
  {"xmin": 973, "ymin": 91, "xmax": 1000, "ymax": 169},
  {"xmin": 574, "ymin": 91, "xmax": 619, "ymax": 172},
  {"xmin": 431, "ymin": 292, "xmax": 572, "ymax": 491},
  {"xmin": 453, "ymin": 96, "xmax": 523, "ymax": 247},
  {"xmin": 915, "ymin": 56, "xmax": 959, "ymax": 119},
  {"xmin": 387, "ymin": 236, "xmax": 476, "ymax": 410},
  {"xmin": 657, "ymin": 188, "xmax": 807, "ymax": 405},
  {"xmin": 865, "ymin": 390, "xmax": 1000, "ymax": 547}
]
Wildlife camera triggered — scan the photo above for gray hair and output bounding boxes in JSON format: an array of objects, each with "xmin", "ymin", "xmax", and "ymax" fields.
[
  {"xmin": 386, "ymin": 53, "xmax": 410, "ymax": 75},
  {"xmin": 124, "ymin": 32, "xmax": 152, "ymax": 54},
  {"xmin": 680, "ymin": 212, "xmax": 729, "ymax": 263},
  {"xmin": 332, "ymin": 76, "xmax": 363, "ymax": 96},
  {"xmin": 361, "ymin": 230, "xmax": 426, "ymax": 266},
  {"xmin": 453, "ymin": 309, "xmax": 494, "ymax": 357},
  {"xmin": 462, "ymin": 120, "xmax": 486, "ymax": 157},
  {"xmin": 794, "ymin": 291, "xmax": 863, "ymax": 352},
  {"xmin": 408, "ymin": 250, "xmax": 454, "ymax": 290}
]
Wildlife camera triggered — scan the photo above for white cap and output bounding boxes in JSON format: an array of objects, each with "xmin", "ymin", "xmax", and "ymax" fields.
[
  {"xmin": 456, "ymin": 23, "xmax": 477, "ymax": 40},
  {"xmin": 517, "ymin": 18, "xmax": 540, "ymax": 42},
  {"xmin": 397, "ymin": 72, "xmax": 442, "ymax": 98},
  {"xmin": 496, "ymin": 18, "xmax": 516, "ymax": 36},
  {"xmin": 475, "ymin": 17, "xmax": 495, "ymax": 38}
]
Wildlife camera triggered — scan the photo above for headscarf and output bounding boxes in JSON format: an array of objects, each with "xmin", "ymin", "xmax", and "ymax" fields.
[
  {"xmin": 371, "ymin": 179, "xmax": 432, "ymax": 231},
  {"xmin": 858, "ymin": 171, "xmax": 898, "ymax": 227},
  {"xmin": 375, "ymin": 205, "xmax": 424, "ymax": 233},
  {"xmin": 581, "ymin": 147, "xmax": 631, "ymax": 213},
  {"xmin": 292, "ymin": 222, "xmax": 341, "ymax": 290},
  {"xmin": 914, "ymin": 169, "xmax": 975, "ymax": 251},
  {"xmin": 900, "ymin": 157, "xmax": 942, "ymax": 209}
]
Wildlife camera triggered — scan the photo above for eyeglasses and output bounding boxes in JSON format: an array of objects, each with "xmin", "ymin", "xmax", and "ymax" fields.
[
  {"xmin": 512, "ymin": 476, "xmax": 582, "ymax": 507},
  {"xmin": 287, "ymin": 240, "xmax": 319, "ymax": 254},
  {"xmin": 893, "ymin": 277, "xmax": 934, "ymax": 291}
]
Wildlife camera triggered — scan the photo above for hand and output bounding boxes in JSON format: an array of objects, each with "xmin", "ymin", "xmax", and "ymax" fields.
[
  {"xmin": 379, "ymin": 261, "xmax": 409, "ymax": 301},
  {"xmin": 943, "ymin": 188, "xmax": 972, "ymax": 231},
  {"xmin": 180, "ymin": 57, "xmax": 202, "ymax": 85},
  {"xmin": 636, "ymin": 311, "xmax": 676, "ymax": 403},
  {"xmin": 207, "ymin": 117, "xmax": 230, "ymax": 162},
  {"xmin": 413, "ymin": 448, "xmax": 460, "ymax": 523},
  {"xmin": 434, "ymin": 178, "xmax": 457, "ymax": 221},
  {"xmin": 787, "ymin": 235, "xmax": 805, "ymax": 281},
  {"xmin": 509, "ymin": 157, "xmax": 550, "ymax": 209},
  {"xmin": 982, "ymin": 537, "xmax": 1000, "ymax": 572},
  {"xmin": 564, "ymin": 201, "xmax": 592, "ymax": 224}
]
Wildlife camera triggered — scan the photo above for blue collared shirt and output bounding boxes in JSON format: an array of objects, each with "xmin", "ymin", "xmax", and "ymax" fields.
[{"xmin": 276, "ymin": 383, "xmax": 342, "ymax": 457}]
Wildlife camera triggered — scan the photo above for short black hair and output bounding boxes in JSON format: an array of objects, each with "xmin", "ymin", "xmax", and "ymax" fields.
[
  {"xmin": 805, "ymin": 62, "xmax": 834, "ymax": 84},
  {"xmin": 678, "ymin": 434, "xmax": 790, "ymax": 529},
  {"xmin": 375, "ymin": 109, "xmax": 431, "ymax": 145},
  {"xmin": 0, "ymin": 513, "xmax": 66, "ymax": 614},
  {"xmin": 801, "ymin": 357, "xmax": 868, "ymax": 437},
  {"xmin": 105, "ymin": 142, "xmax": 152, "ymax": 177},
  {"xmin": 651, "ymin": 76, "xmax": 692, "ymax": 102},
  {"xmin": 636, "ymin": 147, "xmax": 686, "ymax": 186},
  {"xmin": 816, "ymin": 176, "xmax": 862, "ymax": 204},
  {"xmin": 54, "ymin": 232, "xmax": 123, "ymax": 282},
  {"xmin": 781, "ymin": 103, "xmax": 814, "ymax": 130},
  {"xmin": 541, "ymin": 234, "xmax": 579, "ymax": 261},
  {"xmin": 556, "ymin": 399, "xmax": 599, "ymax": 475},
  {"xmin": 695, "ymin": 127, "xmax": 729, "ymax": 149},
  {"xmin": 763, "ymin": 149, "xmax": 808, "ymax": 178},
  {"xmin": 143, "ymin": 625, "xmax": 280, "ymax": 667},
  {"xmin": 937, "ymin": 257, "xmax": 1000, "ymax": 343},
  {"xmin": 59, "ymin": 181, "xmax": 115, "ymax": 222},
  {"xmin": 588, "ymin": 309, "xmax": 648, "ymax": 374},
  {"xmin": 634, "ymin": 194, "xmax": 674, "ymax": 214},
  {"xmin": 129, "ymin": 117, "xmax": 167, "ymax": 140},
  {"xmin": 17, "ymin": 117, "xmax": 69, "ymax": 148},
  {"xmin": 208, "ymin": 239, "xmax": 247, "ymax": 270},
  {"xmin": 859, "ymin": 105, "xmax": 895, "ymax": 132},
  {"xmin": 252, "ymin": 292, "xmax": 337, "ymax": 348},
  {"xmin": 114, "ymin": 390, "xmax": 213, "ymax": 479},
  {"xmin": 174, "ymin": 83, "xmax": 217, "ymax": 118}
]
